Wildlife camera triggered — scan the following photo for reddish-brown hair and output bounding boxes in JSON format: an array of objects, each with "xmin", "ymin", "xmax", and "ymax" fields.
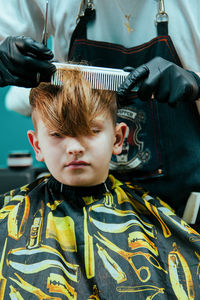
[{"xmin": 29, "ymin": 69, "xmax": 117, "ymax": 136}]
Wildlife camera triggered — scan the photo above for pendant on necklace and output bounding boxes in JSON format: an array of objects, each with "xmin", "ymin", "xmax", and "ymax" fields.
[{"xmin": 125, "ymin": 15, "xmax": 133, "ymax": 33}]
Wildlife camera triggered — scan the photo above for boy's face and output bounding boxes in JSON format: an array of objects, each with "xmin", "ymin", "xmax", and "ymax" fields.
[{"xmin": 28, "ymin": 112, "xmax": 126, "ymax": 186}]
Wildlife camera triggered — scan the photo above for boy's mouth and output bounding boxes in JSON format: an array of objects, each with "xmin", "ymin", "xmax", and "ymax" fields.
[{"xmin": 66, "ymin": 161, "xmax": 90, "ymax": 168}]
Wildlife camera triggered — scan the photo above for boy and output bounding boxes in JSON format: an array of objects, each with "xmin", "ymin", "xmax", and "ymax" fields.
[{"xmin": 0, "ymin": 69, "xmax": 200, "ymax": 299}]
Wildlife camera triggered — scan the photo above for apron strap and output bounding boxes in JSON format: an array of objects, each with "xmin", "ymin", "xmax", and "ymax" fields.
[
  {"xmin": 68, "ymin": 0, "xmax": 96, "ymax": 57},
  {"xmin": 155, "ymin": 0, "xmax": 169, "ymax": 36},
  {"xmin": 157, "ymin": 21, "xmax": 168, "ymax": 36}
]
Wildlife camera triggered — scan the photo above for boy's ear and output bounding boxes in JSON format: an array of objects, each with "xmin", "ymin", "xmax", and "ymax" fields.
[
  {"xmin": 27, "ymin": 130, "xmax": 44, "ymax": 162},
  {"xmin": 112, "ymin": 122, "xmax": 127, "ymax": 155}
]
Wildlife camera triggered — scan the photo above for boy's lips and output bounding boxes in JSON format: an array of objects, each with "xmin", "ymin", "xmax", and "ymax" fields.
[{"xmin": 65, "ymin": 161, "xmax": 90, "ymax": 168}]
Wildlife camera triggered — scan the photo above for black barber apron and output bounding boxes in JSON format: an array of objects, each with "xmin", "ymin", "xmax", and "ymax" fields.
[{"xmin": 68, "ymin": 10, "xmax": 200, "ymax": 216}]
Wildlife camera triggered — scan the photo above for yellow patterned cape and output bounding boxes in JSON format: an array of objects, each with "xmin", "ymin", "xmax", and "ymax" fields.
[{"xmin": 0, "ymin": 174, "xmax": 199, "ymax": 299}]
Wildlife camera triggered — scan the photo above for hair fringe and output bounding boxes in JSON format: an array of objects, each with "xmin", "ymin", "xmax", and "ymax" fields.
[{"xmin": 29, "ymin": 69, "xmax": 117, "ymax": 136}]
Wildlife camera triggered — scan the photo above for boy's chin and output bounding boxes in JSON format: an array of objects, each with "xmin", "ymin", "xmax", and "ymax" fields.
[{"xmin": 52, "ymin": 170, "xmax": 108, "ymax": 187}]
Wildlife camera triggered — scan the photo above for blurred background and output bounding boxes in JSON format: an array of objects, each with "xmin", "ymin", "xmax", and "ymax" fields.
[
  {"xmin": 0, "ymin": 87, "xmax": 46, "ymax": 194},
  {"xmin": 0, "ymin": 86, "xmax": 39, "ymax": 168}
]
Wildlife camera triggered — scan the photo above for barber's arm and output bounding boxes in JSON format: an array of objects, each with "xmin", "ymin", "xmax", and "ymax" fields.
[
  {"xmin": 0, "ymin": 36, "xmax": 56, "ymax": 88},
  {"xmin": 117, "ymin": 57, "xmax": 200, "ymax": 106}
]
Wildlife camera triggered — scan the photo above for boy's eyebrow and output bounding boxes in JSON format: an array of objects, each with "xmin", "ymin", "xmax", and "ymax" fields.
[{"xmin": 89, "ymin": 118, "xmax": 105, "ymax": 126}]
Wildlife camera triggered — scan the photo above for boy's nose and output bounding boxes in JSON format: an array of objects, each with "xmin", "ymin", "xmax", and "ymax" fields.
[{"xmin": 66, "ymin": 137, "xmax": 85, "ymax": 156}]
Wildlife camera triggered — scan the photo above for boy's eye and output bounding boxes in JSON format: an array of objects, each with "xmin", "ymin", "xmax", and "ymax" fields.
[
  {"xmin": 49, "ymin": 132, "xmax": 62, "ymax": 138},
  {"xmin": 91, "ymin": 128, "xmax": 101, "ymax": 134}
]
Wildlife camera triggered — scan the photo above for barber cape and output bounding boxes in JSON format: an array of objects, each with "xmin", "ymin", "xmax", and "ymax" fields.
[{"xmin": 0, "ymin": 174, "xmax": 199, "ymax": 299}]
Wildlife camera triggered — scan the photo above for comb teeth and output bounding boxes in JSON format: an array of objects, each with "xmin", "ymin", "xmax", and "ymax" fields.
[{"xmin": 51, "ymin": 63, "xmax": 138, "ymax": 92}]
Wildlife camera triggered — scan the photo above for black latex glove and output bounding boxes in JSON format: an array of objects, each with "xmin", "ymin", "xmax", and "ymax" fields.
[
  {"xmin": 117, "ymin": 57, "xmax": 200, "ymax": 106},
  {"xmin": 0, "ymin": 36, "xmax": 56, "ymax": 87}
]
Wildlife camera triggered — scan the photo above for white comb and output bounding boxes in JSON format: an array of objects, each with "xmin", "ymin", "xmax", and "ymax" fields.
[{"xmin": 51, "ymin": 62, "xmax": 138, "ymax": 92}]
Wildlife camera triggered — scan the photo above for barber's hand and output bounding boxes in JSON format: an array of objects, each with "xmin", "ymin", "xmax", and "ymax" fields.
[
  {"xmin": 118, "ymin": 57, "xmax": 200, "ymax": 106},
  {"xmin": 0, "ymin": 36, "xmax": 56, "ymax": 88}
]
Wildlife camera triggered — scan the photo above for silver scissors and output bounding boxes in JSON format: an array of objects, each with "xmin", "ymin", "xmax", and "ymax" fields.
[
  {"xmin": 36, "ymin": 1, "xmax": 49, "ymax": 83},
  {"xmin": 42, "ymin": 1, "xmax": 49, "ymax": 46}
]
